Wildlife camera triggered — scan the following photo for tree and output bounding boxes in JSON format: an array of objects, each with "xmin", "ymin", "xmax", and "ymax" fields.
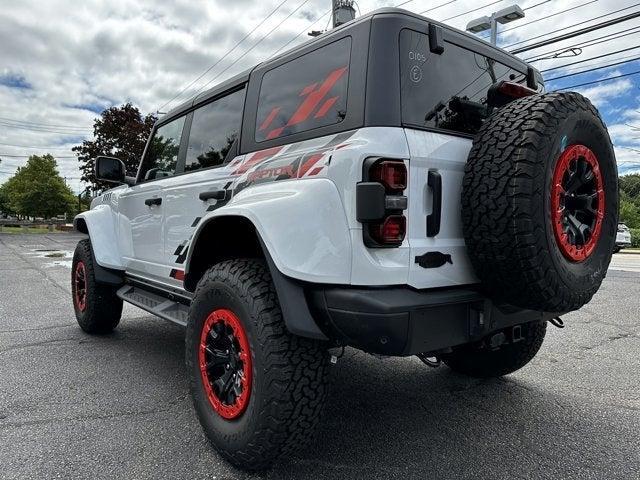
[
  {"xmin": 73, "ymin": 103, "xmax": 156, "ymax": 191},
  {"xmin": 3, "ymin": 154, "xmax": 76, "ymax": 218}
]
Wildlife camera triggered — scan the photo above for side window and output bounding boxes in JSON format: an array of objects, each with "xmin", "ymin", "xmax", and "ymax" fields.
[
  {"xmin": 139, "ymin": 116, "xmax": 186, "ymax": 182},
  {"xmin": 255, "ymin": 37, "xmax": 351, "ymax": 142},
  {"xmin": 184, "ymin": 88, "xmax": 245, "ymax": 172}
]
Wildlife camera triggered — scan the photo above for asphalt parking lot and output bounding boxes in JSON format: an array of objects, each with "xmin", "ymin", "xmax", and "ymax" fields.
[{"xmin": 1, "ymin": 232, "xmax": 638, "ymax": 480}]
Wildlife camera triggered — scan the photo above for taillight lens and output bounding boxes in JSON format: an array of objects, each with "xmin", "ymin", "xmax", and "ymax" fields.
[
  {"xmin": 369, "ymin": 160, "xmax": 407, "ymax": 192},
  {"xmin": 496, "ymin": 81, "xmax": 537, "ymax": 99},
  {"xmin": 370, "ymin": 215, "xmax": 406, "ymax": 246}
]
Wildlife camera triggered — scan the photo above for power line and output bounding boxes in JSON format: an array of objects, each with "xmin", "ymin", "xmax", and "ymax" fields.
[
  {"xmin": 193, "ymin": 0, "xmax": 311, "ymax": 97},
  {"xmin": 0, "ymin": 121, "xmax": 92, "ymax": 135},
  {"xmin": 0, "ymin": 142, "xmax": 76, "ymax": 150},
  {"xmin": 0, "ymin": 154, "xmax": 76, "ymax": 158},
  {"xmin": 525, "ymin": 25, "xmax": 640, "ymax": 61},
  {"xmin": 439, "ymin": 0, "xmax": 503, "ymax": 22},
  {"xmin": 508, "ymin": 4, "xmax": 640, "ymax": 52},
  {"xmin": 0, "ymin": 116, "xmax": 90, "ymax": 131},
  {"xmin": 156, "ymin": 0, "xmax": 289, "ymax": 113},
  {"xmin": 556, "ymin": 69, "xmax": 640, "ymax": 90},
  {"xmin": 269, "ymin": 9, "xmax": 331, "ymax": 58},
  {"xmin": 418, "ymin": 0, "xmax": 459, "ymax": 16},
  {"xmin": 541, "ymin": 45, "xmax": 640, "ymax": 73},
  {"xmin": 545, "ymin": 55, "xmax": 640, "ymax": 82},
  {"xmin": 497, "ymin": 0, "xmax": 598, "ymax": 36}
]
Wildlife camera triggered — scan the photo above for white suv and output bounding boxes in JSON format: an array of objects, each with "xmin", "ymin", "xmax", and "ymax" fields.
[{"xmin": 71, "ymin": 8, "xmax": 619, "ymax": 471}]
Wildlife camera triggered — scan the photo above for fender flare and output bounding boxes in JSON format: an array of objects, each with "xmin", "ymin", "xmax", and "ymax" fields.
[
  {"xmin": 184, "ymin": 179, "xmax": 352, "ymax": 340},
  {"xmin": 74, "ymin": 205, "xmax": 125, "ymax": 271},
  {"xmin": 186, "ymin": 178, "xmax": 352, "ymax": 284}
]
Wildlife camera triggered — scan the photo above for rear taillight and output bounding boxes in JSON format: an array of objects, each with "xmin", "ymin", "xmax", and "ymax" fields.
[
  {"xmin": 370, "ymin": 215, "xmax": 406, "ymax": 245},
  {"xmin": 487, "ymin": 80, "xmax": 537, "ymax": 108},
  {"xmin": 369, "ymin": 160, "xmax": 407, "ymax": 192},
  {"xmin": 357, "ymin": 158, "xmax": 408, "ymax": 248}
]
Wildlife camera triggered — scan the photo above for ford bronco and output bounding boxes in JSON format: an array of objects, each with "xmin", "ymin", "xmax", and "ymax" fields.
[{"xmin": 72, "ymin": 8, "xmax": 618, "ymax": 471}]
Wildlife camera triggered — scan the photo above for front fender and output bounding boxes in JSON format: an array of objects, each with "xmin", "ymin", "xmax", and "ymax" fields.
[
  {"xmin": 74, "ymin": 204, "xmax": 124, "ymax": 270},
  {"xmin": 188, "ymin": 178, "xmax": 352, "ymax": 284}
]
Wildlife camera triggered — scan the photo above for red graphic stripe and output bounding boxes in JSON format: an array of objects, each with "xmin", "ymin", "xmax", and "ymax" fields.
[
  {"xmin": 266, "ymin": 127, "xmax": 285, "ymax": 140},
  {"xmin": 308, "ymin": 166, "xmax": 324, "ymax": 176},
  {"xmin": 233, "ymin": 146, "xmax": 284, "ymax": 174},
  {"xmin": 300, "ymin": 82, "xmax": 318, "ymax": 96},
  {"xmin": 314, "ymin": 96, "xmax": 338, "ymax": 119},
  {"xmin": 286, "ymin": 66, "xmax": 347, "ymax": 127},
  {"xmin": 297, "ymin": 153, "xmax": 324, "ymax": 177},
  {"xmin": 258, "ymin": 106, "xmax": 281, "ymax": 131}
]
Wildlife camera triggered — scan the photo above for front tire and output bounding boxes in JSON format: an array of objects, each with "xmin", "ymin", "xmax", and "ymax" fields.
[
  {"xmin": 186, "ymin": 259, "xmax": 329, "ymax": 471},
  {"xmin": 71, "ymin": 239, "xmax": 123, "ymax": 334},
  {"xmin": 441, "ymin": 321, "xmax": 547, "ymax": 378}
]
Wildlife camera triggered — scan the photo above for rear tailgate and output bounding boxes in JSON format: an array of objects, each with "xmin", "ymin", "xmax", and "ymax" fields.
[{"xmin": 405, "ymin": 128, "xmax": 478, "ymax": 289}]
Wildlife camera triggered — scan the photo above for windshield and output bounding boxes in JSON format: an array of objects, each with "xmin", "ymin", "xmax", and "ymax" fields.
[{"xmin": 399, "ymin": 29, "xmax": 536, "ymax": 135}]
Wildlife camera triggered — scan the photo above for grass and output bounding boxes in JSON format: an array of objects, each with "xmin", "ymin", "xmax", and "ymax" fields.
[{"xmin": 0, "ymin": 226, "xmax": 63, "ymax": 234}]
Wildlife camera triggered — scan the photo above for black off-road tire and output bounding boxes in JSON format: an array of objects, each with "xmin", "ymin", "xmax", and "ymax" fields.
[
  {"xmin": 71, "ymin": 239, "xmax": 122, "ymax": 334},
  {"xmin": 186, "ymin": 259, "xmax": 329, "ymax": 471},
  {"xmin": 442, "ymin": 321, "xmax": 547, "ymax": 378},
  {"xmin": 463, "ymin": 92, "xmax": 618, "ymax": 312}
]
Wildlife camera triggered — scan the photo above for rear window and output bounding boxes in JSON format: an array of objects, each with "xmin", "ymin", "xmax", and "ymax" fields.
[
  {"xmin": 255, "ymin": 37, "xmax": 351, "ymax": 142},
  {"xmin": 399, "ymin": 29, "xmax": 529, "ymax": 135}
]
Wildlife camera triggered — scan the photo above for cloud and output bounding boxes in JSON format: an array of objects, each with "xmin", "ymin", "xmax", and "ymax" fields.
[{"xmin": 0, "ymin": 0, "xmax": 638, "ymax": 192}]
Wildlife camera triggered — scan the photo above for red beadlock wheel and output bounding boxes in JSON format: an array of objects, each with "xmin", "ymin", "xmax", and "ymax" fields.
[
  {"xmin": 74, "ymin": 261, "xmax": 87, "ymax": 312},
  {"xmin": 551, "ymin": 144, "xmax": 605, "ymax": 262},
  {"xmin": 198, "ymin": 308, "xmax": 252, "ymax": 420}
]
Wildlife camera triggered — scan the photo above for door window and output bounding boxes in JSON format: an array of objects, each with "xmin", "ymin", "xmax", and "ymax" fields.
[
  {"xmin": 184, "ymin": 88, "xmax": 245, "ymax": 172},
  {"xmin": 139, "ymin": 116, "xmax": 186, "ymax": 182}
]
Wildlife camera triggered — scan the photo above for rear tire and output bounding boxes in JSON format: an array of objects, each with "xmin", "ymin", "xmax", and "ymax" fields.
[
  {"xmin": 441, "ymin": 321, "xmax": 546, "ymax": 378},
  {"xmin": 186, "ymin": 259, "xmax": 329, "ymax": 471},
  {"xmin": 71, "ymin": 239, "xmax": 122, "ymax": 334}
]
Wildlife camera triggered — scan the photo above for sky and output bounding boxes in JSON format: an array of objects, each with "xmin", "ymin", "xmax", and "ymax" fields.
[{"xmin": 0, "ymin": 0, "xmax": 639, "ymax": 193}]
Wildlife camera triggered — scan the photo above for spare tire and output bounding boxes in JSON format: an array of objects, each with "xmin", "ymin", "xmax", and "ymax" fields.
[{"xmin": 462, "ymin": 92, "xmax": 618, "ymax": 312}]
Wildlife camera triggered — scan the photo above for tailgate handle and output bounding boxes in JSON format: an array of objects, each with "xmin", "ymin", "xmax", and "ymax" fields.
[{"xmin": 426, "ymin": 170, "xmax": 442, "ymax": 237}]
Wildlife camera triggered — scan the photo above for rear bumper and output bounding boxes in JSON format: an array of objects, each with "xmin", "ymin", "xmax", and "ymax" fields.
[{"xmin": 308, "ymin": 286, "xmax": 552, "ymax": 356}]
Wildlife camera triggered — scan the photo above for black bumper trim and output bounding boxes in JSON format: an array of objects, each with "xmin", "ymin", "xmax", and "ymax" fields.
[{"xmin": 309, "ymin": 286, "xmax": 549, "ymax": 356}]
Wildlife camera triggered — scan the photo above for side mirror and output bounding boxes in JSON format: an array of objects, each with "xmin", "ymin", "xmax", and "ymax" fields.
[{"xmin": 95, "ymin": 156, "xmax": 134, "ymax": 185}]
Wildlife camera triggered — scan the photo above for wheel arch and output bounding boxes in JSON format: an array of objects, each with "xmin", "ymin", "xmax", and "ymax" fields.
[{"xmin": 184, "ymin": 214, "xmax": 327, "ymax": 340}]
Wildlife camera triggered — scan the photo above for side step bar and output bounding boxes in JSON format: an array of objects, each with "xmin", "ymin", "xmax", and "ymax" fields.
[{"xmin": 117, "ymin": 284, "xmax": 190, "ymax": 327}]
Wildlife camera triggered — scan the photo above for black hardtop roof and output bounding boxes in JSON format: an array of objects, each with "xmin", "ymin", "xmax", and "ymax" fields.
[{"xmin": 160, "ymin": 7, "xmax": 531, "ymax": 122}]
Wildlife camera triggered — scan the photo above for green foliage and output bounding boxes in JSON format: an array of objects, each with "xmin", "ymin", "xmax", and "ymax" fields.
[
  {"xmin": 2, "ymin": 154, "xmax": 76, "ymax": 218},
  {"xmin": 619, "ymin": 174, "xmax": 640, "ymax": 229},
  {"xmin": 73, "ymin": 103, "xmax": 156, "ymax": 191},
  {"xmin": 0, "ymin": 182, "xmax": 14, "ymax": 215},
  {"xmin": 631, "ymin": 229, "xmax": 640, "ymax": 248}
]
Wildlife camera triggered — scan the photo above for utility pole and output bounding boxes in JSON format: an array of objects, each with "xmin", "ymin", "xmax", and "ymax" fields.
[{"xmin": 332, "ymin": 0, "xmax": 356, "ymax": 28}]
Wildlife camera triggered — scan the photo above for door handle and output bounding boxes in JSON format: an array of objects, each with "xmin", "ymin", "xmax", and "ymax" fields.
[
  {"xmin": 199, "ymin": 189, "xmax": 227, "ymax": 201},
  {"xmin": 426, "ymin": 170, "xmax": 441, "ymax": 237},
  {"xmin": 144, "ymin": 197, "xmax": 162, "ymax": 206}
]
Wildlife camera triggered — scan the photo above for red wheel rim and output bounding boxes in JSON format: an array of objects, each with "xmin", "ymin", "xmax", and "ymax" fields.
[
  {"xmin": 198, "ymin": 309, "xmax": 252, "ymax": 420},
  {"xmin": 74, "ymin": 261, "xmax": 87, "ymax": 311},
  {"xmin": 551, "ymin": 144, "xmax": 605, "ymax": 262}
]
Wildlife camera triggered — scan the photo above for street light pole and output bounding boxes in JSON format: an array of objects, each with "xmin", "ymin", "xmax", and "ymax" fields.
[{"xmin": 466, "ymin": 4, "xmax": 525, "ymax": 45}]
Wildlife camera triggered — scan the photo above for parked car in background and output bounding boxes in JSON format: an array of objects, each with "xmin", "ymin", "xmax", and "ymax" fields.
[{"xmin": 614, "ymin": 223, "xmax": 632, "ymax": 253}]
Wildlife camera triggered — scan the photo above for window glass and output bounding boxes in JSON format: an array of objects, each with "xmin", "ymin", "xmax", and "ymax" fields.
[
  {"xmin": 139, "ymin": 116, "xmax": 185, "ymax": 181},
  {"xmin": 185, "ymin": 88, "xmax": 245, "ymax": 172},
  {"xmin": 399, "ymin": 29, "xmax": 533, "ymax": 135},
  {"xmin": 255, "ymin": 37, "xmax": 351, "ymax": 142}
]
